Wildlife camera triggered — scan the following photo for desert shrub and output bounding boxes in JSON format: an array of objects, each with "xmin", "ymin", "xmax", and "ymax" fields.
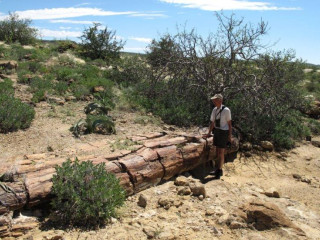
[
  {"xmin": 86, "ymin": 114, "xmax": 116, "ymax": 135},
  {"xmin": 51, "ymin": 159, "xmax": 125, "ymax": 226},
  {"xmin": 80, "ymin": 23, "xmax": 125, "ymax": 63},
  {"xmin": 133, "ymin": 115, "xmax": 161, "ymax": 126},
  {"xmin": 54, "ymin": 40, "xmax": 78, "ymax": 53},
  {"xmin": 77, "ymin": 64, "xmax": 101, "ymax": 79},
  {"xmin": 93, "ymin": 90, "xmax": 115, "ymax": 110},
  {"xmin": 110, "ymin": 55, "xmax": 150, "ymax": 87},
  {"xmin": 79, "ymin": 77, "xmax": 112, "ymax": 93},
  {"xmin": 29, "ymin": 76, "xmax": 52, "ymax": 103},
  {"xmin": 110, "ymin": 139, "xmax": 139, "ymax": 151},
  {"xmin": 0, "ymin": 94, "xmax": 35, "ymax": 132},
  {"xmin": 71, "ymin": 84, "xmax": 91, "ymax": 100},
  {"xmin": 271, "ymin": 111, "xmax": 310, "ymax": 149},
  {"xmin": 54, "ymin": 66, "xmax": 80, "ymax": 82},
  {"xmin": 17, "ymin": 69, "xmax": 33, "ymax": 84},
  {"xmin": 28, "ymin": 61, "xmax": 47, "ymax": 74},
  {"xmin": 0, "ymin": 78, "xmax": 14, "ymax": 96},
  {"xmin": 304, "ymin": 70, "xmax": 320, "ymax": 99},
  {"xmin": 306, "ymin": 118, "xmax": 320, "ymax": 135},
  {"xmin": 0, "ymin": 13, "xmax": 38, "ymax": 45},
  {"xmin": 54, "ymin": 81, "xmax": 69, "ymax": 96}
]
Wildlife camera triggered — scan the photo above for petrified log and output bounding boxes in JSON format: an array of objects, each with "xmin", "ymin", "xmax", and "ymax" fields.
[{"xmin": 0, "ymin": 131, "xmax": 239, "ymax": 237}]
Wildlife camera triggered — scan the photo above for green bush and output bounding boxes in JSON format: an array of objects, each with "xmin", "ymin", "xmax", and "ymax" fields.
[
  {"xmin": 0, "ymin": 13, "xmax": 38, "ymax": 45},
  {"xmin": 51, "ymin": 159, "xmax": 126, "ymax": 226},
  {"xmin": 54, "ymin": 40, "xmax": 78, "ymax": 53},
  {"xmin": 86, "ymin": 114, "xmax": 116, "ymax": 135},
  {"xmin": 93, "ymin": 90, "xmax": 115, "ymax": 111},
  {"xmin": 0, "ymin": 94, "xmax": 35, "ymax": 132},
  {"xmin": 29, "ymin": 76, "xmax": 53, "ymax": 103},
  {"xmin": 80, "ymin": 23, "xmax": 125, "ymax": 62},
  {"xmin": 0, "ymin": 78, "xmax": 14, "ymax": 96},
  {"xmin": 17, "ymin": 69, "xmax": 33, "ymax": 84},
  {"xmin": 54, "ymin": 66, "xmax": 80, "ymax": 82},
  {"xmin": 71, "ymin": 84, "xmax": 91, "ymax": 100},
  {"xmin": 272, "ymin": 111, "xmax": 310, "ymax": 149},
  {"xmin": 54, "ymin": 81, "xmax": 69, "ymax": 96}
]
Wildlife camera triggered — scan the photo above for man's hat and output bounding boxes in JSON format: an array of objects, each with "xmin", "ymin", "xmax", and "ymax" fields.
[{"xmin": 210, "ymin": 94, "xmax": 223, "ymax": 100}]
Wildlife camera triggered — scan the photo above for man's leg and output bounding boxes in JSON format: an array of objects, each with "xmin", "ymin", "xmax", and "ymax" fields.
[{"xmin": 218, "ymin": 148, "xmax": 225, "ymax": 170}]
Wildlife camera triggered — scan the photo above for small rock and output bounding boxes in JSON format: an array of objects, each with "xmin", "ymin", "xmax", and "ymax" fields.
[
  {"xmin": 49, "ymin": 236, "xmax": 64, "ymax": 240},
  {"xmin": 65, "ymin": 95, "xmax": 76, "ymax": 101},
  {"xmin": 301, "ymin": 177, "xmax": 312, "ymax": 184},
  {"xmin": 305, "ymin": 157, "xmax": 312, "ymax": 161},
  {"xmin": 311, "ymin": 140, "xmax": 320, "ymax": 148},
  {"xmin": 260, "ymin": 141, "xmax": 274, "ymax": 151},
  {"xmin": 253, "ymin": 145, "xmax": 264, "ymax": 151},
  {"xmin": 110, "ymin": 217, "xmax": 117, "ymax": 224},
  {"xmin": 93, "ymin": 86, "xmax": 105, "ymax": 92},
  {"xmin": 47, "ymin": 96, "xmax": 65, "ymax": 105},
  {"xmin": 138, "ymin": 194, "xmax": 147, "ymax": 208},
  {"xmin": 292, "ymin": 174, "xmax": 302, "ymax": 180},
  {"xmin": 241, "ymin": 142, "xmax": 252, "ymax": 151},
  {"xmin": 143, "ymin": 226, "xmax": 156, "ymax": 239},
  {"xmin": 229, "ymin": 220, "xmax": 246, "ymax": 229},
  {"xmin": 244, "ymin": 152, "xmax": 252, "ymax": 157},
  {"xmin": 189, "ymin": 182, "xmax": 206, "ymax": 197},
  {"xmin": 174, "ymin": 200, "xmax": 183, "ymax": 207},
  {"xmin": 263, "ymin": 187, "xmax": 280, "ymax": 198},
  {"xmin": 158, "ymin": 197, "xmax": 173, "ymax": 210},
  {"xmin": 177, "ymin": 186, "xmax": 191, "ymax": 196},
  {"xmin": 174, "ymin": 176, "xmax": 189, "ymax": 186},
  {"xmin": 198, "ymin": 195, "xmax": 204, "ymax": 201},
  {"xmin": 205, "ymin": 209, "xmax": 215, "ymax": 216}
]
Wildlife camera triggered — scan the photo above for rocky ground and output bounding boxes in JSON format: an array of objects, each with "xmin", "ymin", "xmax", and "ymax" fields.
[
  {"xmin": 8, "ymin": 137, "xmax": 320, "ymax": 240},
  {"xmin": 1, "ymin": 66, "xmax": 320, "ymax": 239}
]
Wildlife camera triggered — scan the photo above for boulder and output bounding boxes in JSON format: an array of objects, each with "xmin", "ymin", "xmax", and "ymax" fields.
[
  {"xmin": 0, "ymin": 60, "xmax": 18, "ymax": 71},
  {"xmin": 238, "ymin": 200, "xmax": 304, "ymax": 234}
]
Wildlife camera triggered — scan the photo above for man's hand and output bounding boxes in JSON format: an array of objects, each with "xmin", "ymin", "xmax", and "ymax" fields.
[{"xmin": 203, "ymin": 133, "xmax": 212, "ymax": 139}]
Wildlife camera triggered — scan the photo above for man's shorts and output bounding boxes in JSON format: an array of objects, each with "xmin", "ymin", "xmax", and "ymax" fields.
[{"xmin": 213, "ymin": 128, "xmax": 229, "ymax": 148}]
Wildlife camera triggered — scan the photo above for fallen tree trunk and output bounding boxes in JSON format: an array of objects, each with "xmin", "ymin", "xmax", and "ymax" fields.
[{"xmin": 0, "ymin": 131, "xmax": 239, "ymax": 237}]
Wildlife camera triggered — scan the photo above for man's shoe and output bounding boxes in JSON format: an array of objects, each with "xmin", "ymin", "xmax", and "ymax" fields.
[
  {"xmin": 209, "ymin": 169, "xmax": 223, "ymax": 177},
  {"xmin": 214, "ymin": 169, "xmax": 223, "ymax": 179}
]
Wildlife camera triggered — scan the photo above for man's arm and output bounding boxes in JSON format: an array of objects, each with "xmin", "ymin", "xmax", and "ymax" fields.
[{"xmin": 207, "ymin": 121, "xmax": 215, "ymax": 137}]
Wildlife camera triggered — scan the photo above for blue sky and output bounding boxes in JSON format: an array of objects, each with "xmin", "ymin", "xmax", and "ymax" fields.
[{"xmin": 0, "ymin": 0, "xmax": 319, "ymax": 64}]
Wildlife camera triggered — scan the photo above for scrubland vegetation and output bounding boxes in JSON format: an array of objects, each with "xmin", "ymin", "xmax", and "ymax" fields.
[{"xmin": 1, "ymin": 12, "xmax": 320, "ymax": 226}]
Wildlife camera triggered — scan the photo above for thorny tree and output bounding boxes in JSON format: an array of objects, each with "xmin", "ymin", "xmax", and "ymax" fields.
[{"xmin": 143, "ymin": 12, "xmax": 306, "ymax": 145}]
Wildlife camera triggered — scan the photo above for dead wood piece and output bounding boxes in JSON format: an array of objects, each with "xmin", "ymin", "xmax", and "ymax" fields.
[
  {"xmin": 136, "ymin": 148, "xmax": 159, "ymax": 162},
  {"xmin": 144, "ymin": 136, "xmax": 187, "ymax": 148},
  {"xmin": 0, "ymin": 182, "xmax": 27, "ymax": 214}
]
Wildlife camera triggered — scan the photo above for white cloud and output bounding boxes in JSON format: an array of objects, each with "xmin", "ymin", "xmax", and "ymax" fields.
[
  {"xmin": 0, "ymin": 8, "xmax": 168, "ymax": 21},
  {"xmin": 74, "ymin": 3, "xmax": 91, "ymax": 7},
  {"xmin": 129, "ymin": 37, "xmax": 152, "ymax": 43},
  {"xmin": 159, "ymin": 0, "xmax": 301, "ymax": 11},
  {"xmin": 123, "ymin": 47, "xmax": 148, "ymax": 53},
  {"xmin": 51, "ymin": 19, "xmax": 100, "ymax": 25},
  {"xmin": 59, "ymin": 26, "xmax": 72, "ymax": 30},
  {"xmin": 130, "ymin": 12, "xmax": 167, "ymax": 18},
  {"xmin": 38, "ymin": 28, "xmax": 82, "ymax": 38},
  {"xmin": 12, "ymin": 8, "xmax": 137, "ymax": 20}
]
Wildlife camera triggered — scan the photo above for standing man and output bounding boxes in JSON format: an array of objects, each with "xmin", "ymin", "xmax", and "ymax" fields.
[{"xmin": 205, "ymin": 94, "xmax": 232, "ymax": 179}]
